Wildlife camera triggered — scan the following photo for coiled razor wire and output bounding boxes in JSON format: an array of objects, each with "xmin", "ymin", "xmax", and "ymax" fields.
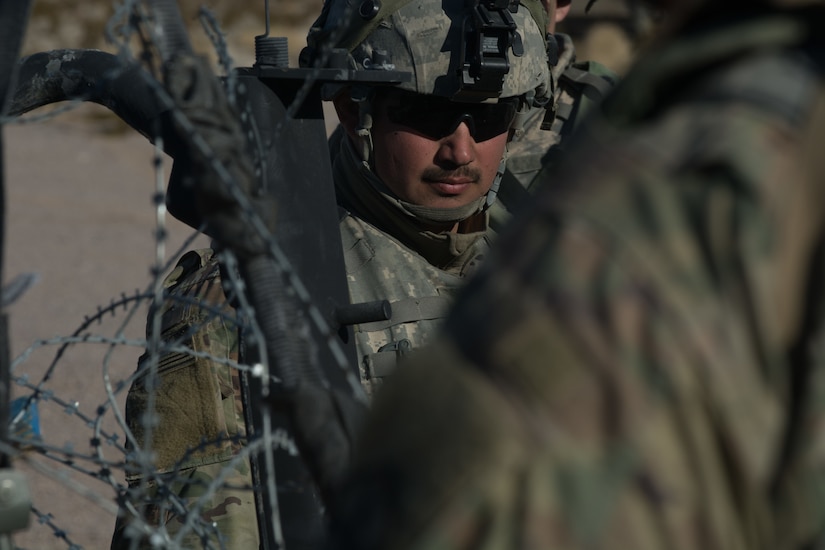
[{"xmin": 2, "ymin": 0, "xmax": 366, "ymax": 548}]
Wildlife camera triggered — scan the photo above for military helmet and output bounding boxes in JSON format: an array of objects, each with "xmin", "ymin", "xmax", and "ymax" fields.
[{"xmin": 303, "ymin": 0, "xmax": 551, "ymax": 105}]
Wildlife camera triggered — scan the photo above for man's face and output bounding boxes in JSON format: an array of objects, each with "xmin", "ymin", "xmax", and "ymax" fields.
[{"xmin": 368, "ymin": 90, "xmax": 511, "ymax": 210}]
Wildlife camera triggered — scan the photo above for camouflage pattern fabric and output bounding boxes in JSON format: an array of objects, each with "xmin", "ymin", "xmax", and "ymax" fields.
[
  {"xmin": 490, "ymin": 33, "xmax": 617, "ymax": 232},
  {"xmin": 111, "ymin": 249, "xmax": 258, "ymax": 549},
  {"xmin": 505, "ymin": 34, "xmax": 617, "ymax": 190},
  {"xmin": 342, "ymin": 210, "xmax": 477, "ymax": 395},
  {"xmin": 306, "ymin": 0, "xmax": 550, "ymax": 101},
  {"xmin": 331, "ymin": 4, "xmax": 825, "ymax": 549},
  {"xmin": 333, "ymin": 137, "xmax": 491, "ymax": 394}
]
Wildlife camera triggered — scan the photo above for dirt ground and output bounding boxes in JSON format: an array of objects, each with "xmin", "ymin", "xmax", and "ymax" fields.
[
  {"xmin": 5, "ymin": 109, "xmax": 210, "ymax": 549},
  {"xmin": 3, "ymin": 2, "xmax": 641, "ymax": 548}
]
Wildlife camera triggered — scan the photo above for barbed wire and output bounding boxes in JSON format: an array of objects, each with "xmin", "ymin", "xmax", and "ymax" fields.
[{"xmin": 2, "ymin": 1, "xmax": 339, "ymax": 547}]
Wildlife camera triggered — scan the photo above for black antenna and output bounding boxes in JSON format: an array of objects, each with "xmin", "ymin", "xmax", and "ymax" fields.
[{"xmin": 263, "ymin": 0, "xmax": 271, "ymax": 38}]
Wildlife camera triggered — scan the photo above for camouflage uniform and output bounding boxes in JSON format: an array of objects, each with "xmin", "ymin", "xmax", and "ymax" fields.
[
  {"xmin": 331, "ymin": 2, "xmax": 825, "ymax": 549},
  {"xmin": 490, "ymin": 32, "xmax": 616, "ymax": 231},
  {"xmin": 110, "ymin": 163, "xmax": 491, "ymax": 549},
  {"xmin": 112, "ymin": 0, "xmax": 609, "ymax": 547},
  {"xmin": 110, "ymin": 249, "xmax": 260, "ymax": 549},
  {"xmin": 328, "ymin": 24, "xmax": 616, "ymax": 393},
  {"xmin": 332, "ymin": 138, "xmax": 492, "ymax": 394}
]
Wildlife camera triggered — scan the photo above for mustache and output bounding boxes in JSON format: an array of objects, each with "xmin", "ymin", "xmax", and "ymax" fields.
[{"xmin": 421, "ymin": 165, "xmax": 481, "ymax": 182}]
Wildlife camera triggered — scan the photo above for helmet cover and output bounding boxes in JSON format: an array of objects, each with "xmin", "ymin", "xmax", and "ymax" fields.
[{"xmin": 306, "ymin": 0, "xmax": 551, "ymax": 103}]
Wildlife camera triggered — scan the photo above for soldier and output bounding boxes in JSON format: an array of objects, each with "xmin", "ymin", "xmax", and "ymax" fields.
[
  {"xmin": 112, "ymin": 0, "xmax": 555, "ymax": 548},
  {"xmin": 490, "ymin": 0, "xmax": 617, "ymax": 231},
  {"xmin": 330, "ymin": 0, "xmax": 825, "ymax": 548},
  {"xmin": 323, "ymin": 1, "xmax": 617, "ymax": 232}
]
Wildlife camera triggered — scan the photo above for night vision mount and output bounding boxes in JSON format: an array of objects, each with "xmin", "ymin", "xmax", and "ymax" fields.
[{"xmin": 457, "ymin": 0, "xmax": 524, "ymax": 100}]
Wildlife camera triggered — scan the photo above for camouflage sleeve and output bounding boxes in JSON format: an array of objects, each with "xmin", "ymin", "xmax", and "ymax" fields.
[
  {"xmin": 491, "ymin": 56, "xmax": 618, "ymax": 233},
  {"xmin": 112, "ymin": 249, "xmax": 259, "ymax": 549},
  {"xmin": 333, "ymin": 70, "xmax": 825, "ymax": 550}
]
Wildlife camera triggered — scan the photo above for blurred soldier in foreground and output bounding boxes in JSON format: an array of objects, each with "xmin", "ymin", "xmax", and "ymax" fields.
[{"xmin": 331, "ymin": 0, "xmax": 825, "ymax": 548}]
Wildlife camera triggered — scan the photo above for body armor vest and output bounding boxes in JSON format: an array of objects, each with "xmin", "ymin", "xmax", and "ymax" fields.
[{"xmin": 340, "ymin": 212, "xmax": 488, "ymax": 394}]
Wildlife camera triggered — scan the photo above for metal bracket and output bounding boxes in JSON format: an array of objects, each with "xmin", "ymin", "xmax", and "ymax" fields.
[{"xmin": 457, "ymin": 0, "xmax": 521, "ymax": 100}]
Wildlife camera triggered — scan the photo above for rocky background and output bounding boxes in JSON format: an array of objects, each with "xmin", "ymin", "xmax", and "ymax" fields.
[{"xmin": 6, "ymin": 1, "xmax": 642, "ymax": 548}]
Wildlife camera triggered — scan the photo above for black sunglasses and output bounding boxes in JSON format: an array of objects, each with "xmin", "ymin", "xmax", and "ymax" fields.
[{"xmin": 380, "ymin": 89, "xmax": 518, "ymax": 142}]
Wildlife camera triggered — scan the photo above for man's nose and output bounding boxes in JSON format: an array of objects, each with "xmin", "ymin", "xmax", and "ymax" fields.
[{"xmin": 437, "ymin": 117, "xmax": 475, "ymax": 166}]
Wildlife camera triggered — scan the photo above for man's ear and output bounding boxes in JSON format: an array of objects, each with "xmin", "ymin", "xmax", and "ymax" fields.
[
  {"xmin": 332, "ymin": 93, "xmax": 360, "ymax": 142},
  {"xmin": 555, "ymin": 0, "xmax": 572, "ymax": 24}
]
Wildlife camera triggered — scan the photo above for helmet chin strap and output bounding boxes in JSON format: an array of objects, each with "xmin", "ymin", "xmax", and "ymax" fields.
[
  {"xmin": 355, "ymin": 95, "xmax": 374, "ymax": 163},
  {"xmin": 485, "ymin": 152, "xmax": 508, "ymax": 209}
]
